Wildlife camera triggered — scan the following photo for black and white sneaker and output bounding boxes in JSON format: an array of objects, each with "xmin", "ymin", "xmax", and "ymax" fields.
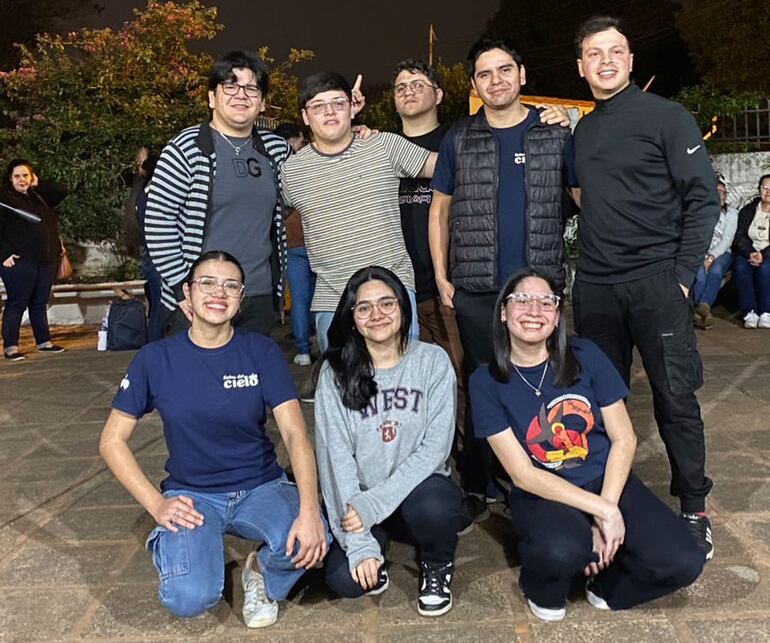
[
  {"xmin": 365, "ymin": 566, "xmax": 389, "ymax": 596},
  {"xmin": 682, "ymin": 512, "xmax": 714, "ymax": 561},
  {"xmin": 417, "ymin": 561, "xmax": 453, "ymax": 617},
  {"xmin": 38, "ymin": 344, "xmax": 65, "ymax": 353},
  {"xmin": 4, "ymin": 352, "xmax": 25, "ymax": 361}
]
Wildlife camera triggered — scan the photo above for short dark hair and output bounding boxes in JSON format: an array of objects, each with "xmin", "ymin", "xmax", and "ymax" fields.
[
  {"xmin": 3, "ymin": 158, "xmax": 35, "ymax": 191},
  {"xmin": 273, "ymin": 122, "xmax": 304, "ymax": 141},
  {"xmin": 187, "ymin": 250, "xmax": 245, "ymax": 286},
  {"xmin": 489, "ymin": 267, "xmax": 579, "ymax": 388},
  {"xmin": 323, "ymin": 266, "xmax": 412, "ymax": 411},
  {"xmin": 758, "ymin": 174, "xmax": 770, "ymax": 191},
  {"xmin": 208, "ymin": 50, "xmax": 269, "ymax": 96},
  {"xmin": 466, "ymin": 37, "xmax": 523, "ymax": 78},
  {"xmin": 574, "ymin": 15, "xmax": 631, "ymax": 57},
  {"xmin": 391, "ymin": 58, "xmax": 439, "ymax": 87},
  {"xmin": 299, "ymin": 72, "xmax": 351, "ymax": 110}
]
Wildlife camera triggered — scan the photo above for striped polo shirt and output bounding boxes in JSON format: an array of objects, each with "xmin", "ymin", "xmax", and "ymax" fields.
[{"xmin": 280, "ymin": 132, "xmax": 429, "ymax": 311}]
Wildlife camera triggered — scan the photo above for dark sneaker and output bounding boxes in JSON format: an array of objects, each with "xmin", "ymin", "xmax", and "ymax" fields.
[
  {"xmin": 682, "ymin": 512, "xmax": 714, "ymax": 561},
  {"xmin": 417, "ymin": 561, "xmax": 453, "ymax": 617},
  {"xmin": 365, "ymin": 566, "xmax": 389, "ymax": 596},
  {"xmin": 38, "ymin": 344, "xmax": 65, "ymax": 353},
  {"xmin": 461, "ymin": 494, "xmax": 490, "ymax": 525},
  {"xmin": 4, "ymin": 352, "xmax": 25, "ymax": 362}
]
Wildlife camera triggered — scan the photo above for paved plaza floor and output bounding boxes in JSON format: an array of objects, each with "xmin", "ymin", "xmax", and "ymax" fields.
[{"xmin": 1, "ymin": 310, "xmax": 770, "ymax": 642}]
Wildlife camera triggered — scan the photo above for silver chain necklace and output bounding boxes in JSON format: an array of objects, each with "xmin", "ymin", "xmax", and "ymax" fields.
[
  {"xmin": 512, "ymin": 360, "xmax": 549, "ymax": 397},
  {"xmin": 213, "ymin": 127, "xmax": 252, "ymax": 155}
]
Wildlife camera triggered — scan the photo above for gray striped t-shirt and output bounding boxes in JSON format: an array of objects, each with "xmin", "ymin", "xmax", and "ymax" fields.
[{"xmin": 280, "ymin": 132, "xmax": 429, "ymax": 311}]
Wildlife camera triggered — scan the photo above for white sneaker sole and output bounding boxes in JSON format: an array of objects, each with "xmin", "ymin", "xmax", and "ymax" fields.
[
  {"xmin": 586, "ymin": 587, "xmax": 610, "ymax": 610},
  {"xmin": 366, "ymin": 576, "xmax": 390, "ymax": 596},
  {"xmin": 244, "ymin": 612, "xmax": 278, "ymax": 628},
  {"xmin": 527, "ymin": 598, "xmax": 566, "ymax": 622},
  {"xmin": 418, "ymin": 596, "xmax": 452, "ymax": 617}
]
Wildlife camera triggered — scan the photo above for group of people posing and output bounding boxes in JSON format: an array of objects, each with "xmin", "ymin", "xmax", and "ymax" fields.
[{"xmin": 99, "ymin": 14, "xmax": 723, "ymax": 628}]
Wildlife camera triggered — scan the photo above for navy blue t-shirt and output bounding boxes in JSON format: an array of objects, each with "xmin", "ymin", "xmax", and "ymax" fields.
[
  {"xmin": 432, "ymin": 108, "xmax": 577, "ymax": 288},
  {"xmin": 469, "ymin": 337, "xmax": 628, "ymax": 487},
  {"xmin": 112, "ymin": 330, "xmax": 298, "ymax": 493}
]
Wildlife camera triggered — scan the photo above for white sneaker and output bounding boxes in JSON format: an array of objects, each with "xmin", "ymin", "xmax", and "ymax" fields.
[
  {"xmin": 242, "ymin": 551, "xmax": 278, "ymax": 628},
  {"xmin": 759, "ymin": 313, "xmax": 770, "ymax": 329},
  {"xmin": 293, "ymin": 353, "xmax": 312, "ymax": 366},
  {"xmin": 744, "ymin": 311, "xmax": 760, "ymax": 328},
  {"xmin": 527, "ymin": 598, "xmax": 566, "ymax": 622},
  {"xmin": 585, "ymin": 581, "xmax": 610, "ymax": 610}
]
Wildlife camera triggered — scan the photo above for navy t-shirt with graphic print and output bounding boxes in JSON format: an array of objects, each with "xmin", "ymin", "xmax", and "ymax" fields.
[
  {"xmin": 469, "ymin": 337, "xmax": 628, "ymax": 487},
  {"xmin": 112, "ymin": 330, "xmax": 298, "ymax": 493}
]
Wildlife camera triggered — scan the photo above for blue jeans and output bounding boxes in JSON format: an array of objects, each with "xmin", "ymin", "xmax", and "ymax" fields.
[
  {"xmin": 145, "ymin": 476, "xmax": 330, "ymax": 617},
  {"xmin": 693, "ymin": 252, "xmax": 732, "ymax": 307},
  {"xmin": 286, "ymin": 247, "xmax": 316, "ymax": 354},
  {"xmin": 314, "ymin": 288, "xmax": 420, "ymax": 354},
  {"xmin": 733, "ymin": 254, "xmax": 770, "ymax": 316},
  {"xmin": 0, "ymin": 260, "xmax": 55, "ymax": 351}
]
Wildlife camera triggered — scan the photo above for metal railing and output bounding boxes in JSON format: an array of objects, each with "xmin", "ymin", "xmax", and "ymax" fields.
[{"xmin": 709, "ymin": 99, "xmax": 770, "ymax": 150}]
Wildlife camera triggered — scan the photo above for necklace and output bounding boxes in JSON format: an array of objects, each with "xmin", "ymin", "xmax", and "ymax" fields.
[
  {"xmin": 512, "ymin": 360, "xmax": 549, "ymax": 397},
  {"xmin": 213, "ymin": 127, "xmax": 252, "ymax": 155}
]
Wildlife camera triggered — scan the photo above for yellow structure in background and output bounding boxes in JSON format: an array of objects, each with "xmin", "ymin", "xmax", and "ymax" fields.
[{"xmin": 469, "ymin": 92, "xmax": 595, "ymax": 118}]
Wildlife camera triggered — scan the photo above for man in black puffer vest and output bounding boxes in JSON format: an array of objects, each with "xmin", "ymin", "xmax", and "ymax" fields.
[{"xmin": 430, "ymin": 37, "xmax": 578, "ymax": 523}]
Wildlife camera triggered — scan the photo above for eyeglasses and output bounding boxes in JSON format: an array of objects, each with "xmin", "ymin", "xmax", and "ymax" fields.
[
  {"xmin": 192, "ymin": 277, "xmax": 245, "ymax": 298},
  {"xmin": 506, "ymin": 292, "xmax": 561, "ymax": 312},
  {"xmin": 304, "ymin": 97, "xmax": 350, "ymax": 115},
  {"xmin": 220, "ymin": 81, "xmax": 261, "ymax": 98},
  {"xmin": 394, "ymin": 79, "xmax": 435, "ymax": 97},
  {"xmin": 352, "ymin": 296, "xmax": 399, "ymax": 319}
]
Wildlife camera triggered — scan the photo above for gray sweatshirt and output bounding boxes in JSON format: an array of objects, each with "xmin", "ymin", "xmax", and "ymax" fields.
[{"xmin": 315, "ymin": 341, "xmax": 456, "ymax": 571}]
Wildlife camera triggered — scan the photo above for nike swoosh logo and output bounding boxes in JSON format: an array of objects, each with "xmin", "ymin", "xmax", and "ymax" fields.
[{"xmin": 687, "ymin": 145, "xmax": 701, "ymax": 155}]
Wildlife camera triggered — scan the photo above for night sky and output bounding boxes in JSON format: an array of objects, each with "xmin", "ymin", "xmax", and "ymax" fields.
[{"xmin": 72, "ymin": 0, "xmax": 501, "ymax": 85}]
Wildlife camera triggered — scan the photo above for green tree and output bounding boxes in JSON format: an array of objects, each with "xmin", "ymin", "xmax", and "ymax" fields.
[
  {"xmin": 0, "ymin": 1, "xmax": 314, "ymax": 250},
  {"xmin": 676, "ymin": 0, "xmax": 770, "ymax": 95},
  {"xmin": 0, "ymin": 1, "xmax": 221, "ymax": 245}
]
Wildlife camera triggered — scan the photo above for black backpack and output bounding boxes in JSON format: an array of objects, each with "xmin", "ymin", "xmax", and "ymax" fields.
[{"xmin": 107, "ymin": 298, "xmax": 147, "ymax": 351}]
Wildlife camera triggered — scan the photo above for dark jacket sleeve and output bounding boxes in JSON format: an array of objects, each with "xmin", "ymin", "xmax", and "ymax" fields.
[
  {"xmin": 33, "ymin": 180, "xmax": 67, "ymax": 209},
  {"xmin": 732, "ymin": 199, "xmax": 759, "ymax": 259},
  {"xmin": 661, "ymin": 105, "xmax": 721, "ymax": 288},
  {"xmin": 0, "ymin": 210, "xmax": 11, "ymax": 260}
]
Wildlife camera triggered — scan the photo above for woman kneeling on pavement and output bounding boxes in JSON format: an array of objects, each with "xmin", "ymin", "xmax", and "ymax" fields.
[
  {"xmin": 469, "ymin": 268, "xmax": 704, "ymax": 622},
  {"xmin": 99, "ymin": 250, "xmax": 329, "ymax": 628},
  {"xmin": 315, "ymin": 265, "xmax": 464, "ymax": 617}
]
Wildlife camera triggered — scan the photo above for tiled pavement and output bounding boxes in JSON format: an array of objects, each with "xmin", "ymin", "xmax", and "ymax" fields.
[{"xmin": 1, "ymin": 312, "xmax": 770, "ymax": 642}]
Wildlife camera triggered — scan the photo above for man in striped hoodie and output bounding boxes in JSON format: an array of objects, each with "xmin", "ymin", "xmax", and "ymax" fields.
[{"xmin": 145, "ymin": 50, "xmax": 290, "ymax": 337}]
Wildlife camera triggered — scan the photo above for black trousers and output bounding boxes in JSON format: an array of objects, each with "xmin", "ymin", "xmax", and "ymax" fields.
[
  {"xmin": 572, "ymin": 270, "xmax": 712, "ymax": 512},
  {"xmin": 0, "ymin": 260, "xmax": 55, "ymax": 349},
  {"xmin": 452, "ymin": 289, "xmax": 498, "ymax": 495},
  {"xmin": 510, "ymin": 473, "xmax": 704, "ymax": 610},
  {"xmin": 164, "ymin": 294, "xmax": 275, "ymax": 338},
  {"xmin": 324, "ymin": 474, "xmax": 462, "ymax": 599}
]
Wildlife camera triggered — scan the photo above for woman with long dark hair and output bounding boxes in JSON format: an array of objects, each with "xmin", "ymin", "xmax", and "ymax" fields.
[
  {"xmin": 469, "ymin": 267, "xmax": 704, "ymax": 622},
  {"xmin": 0, "ymin": 159, "xmax": 66, "ymax": 360},
  {"xmin": 100, "ymin": 250, "xmax": 329, "ymax": 629},
  {"xmin": 732, "ymin": 173, "xmax": 770, "ymax": 328},
  {"xmin": 315, "ymin": 265, "xmax": 463, "ymax": 617}
]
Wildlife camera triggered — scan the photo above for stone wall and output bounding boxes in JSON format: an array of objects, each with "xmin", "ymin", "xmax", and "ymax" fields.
[{"xmin": 711, "ymin": 151, "xmax": 770, "ymax": 209}]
